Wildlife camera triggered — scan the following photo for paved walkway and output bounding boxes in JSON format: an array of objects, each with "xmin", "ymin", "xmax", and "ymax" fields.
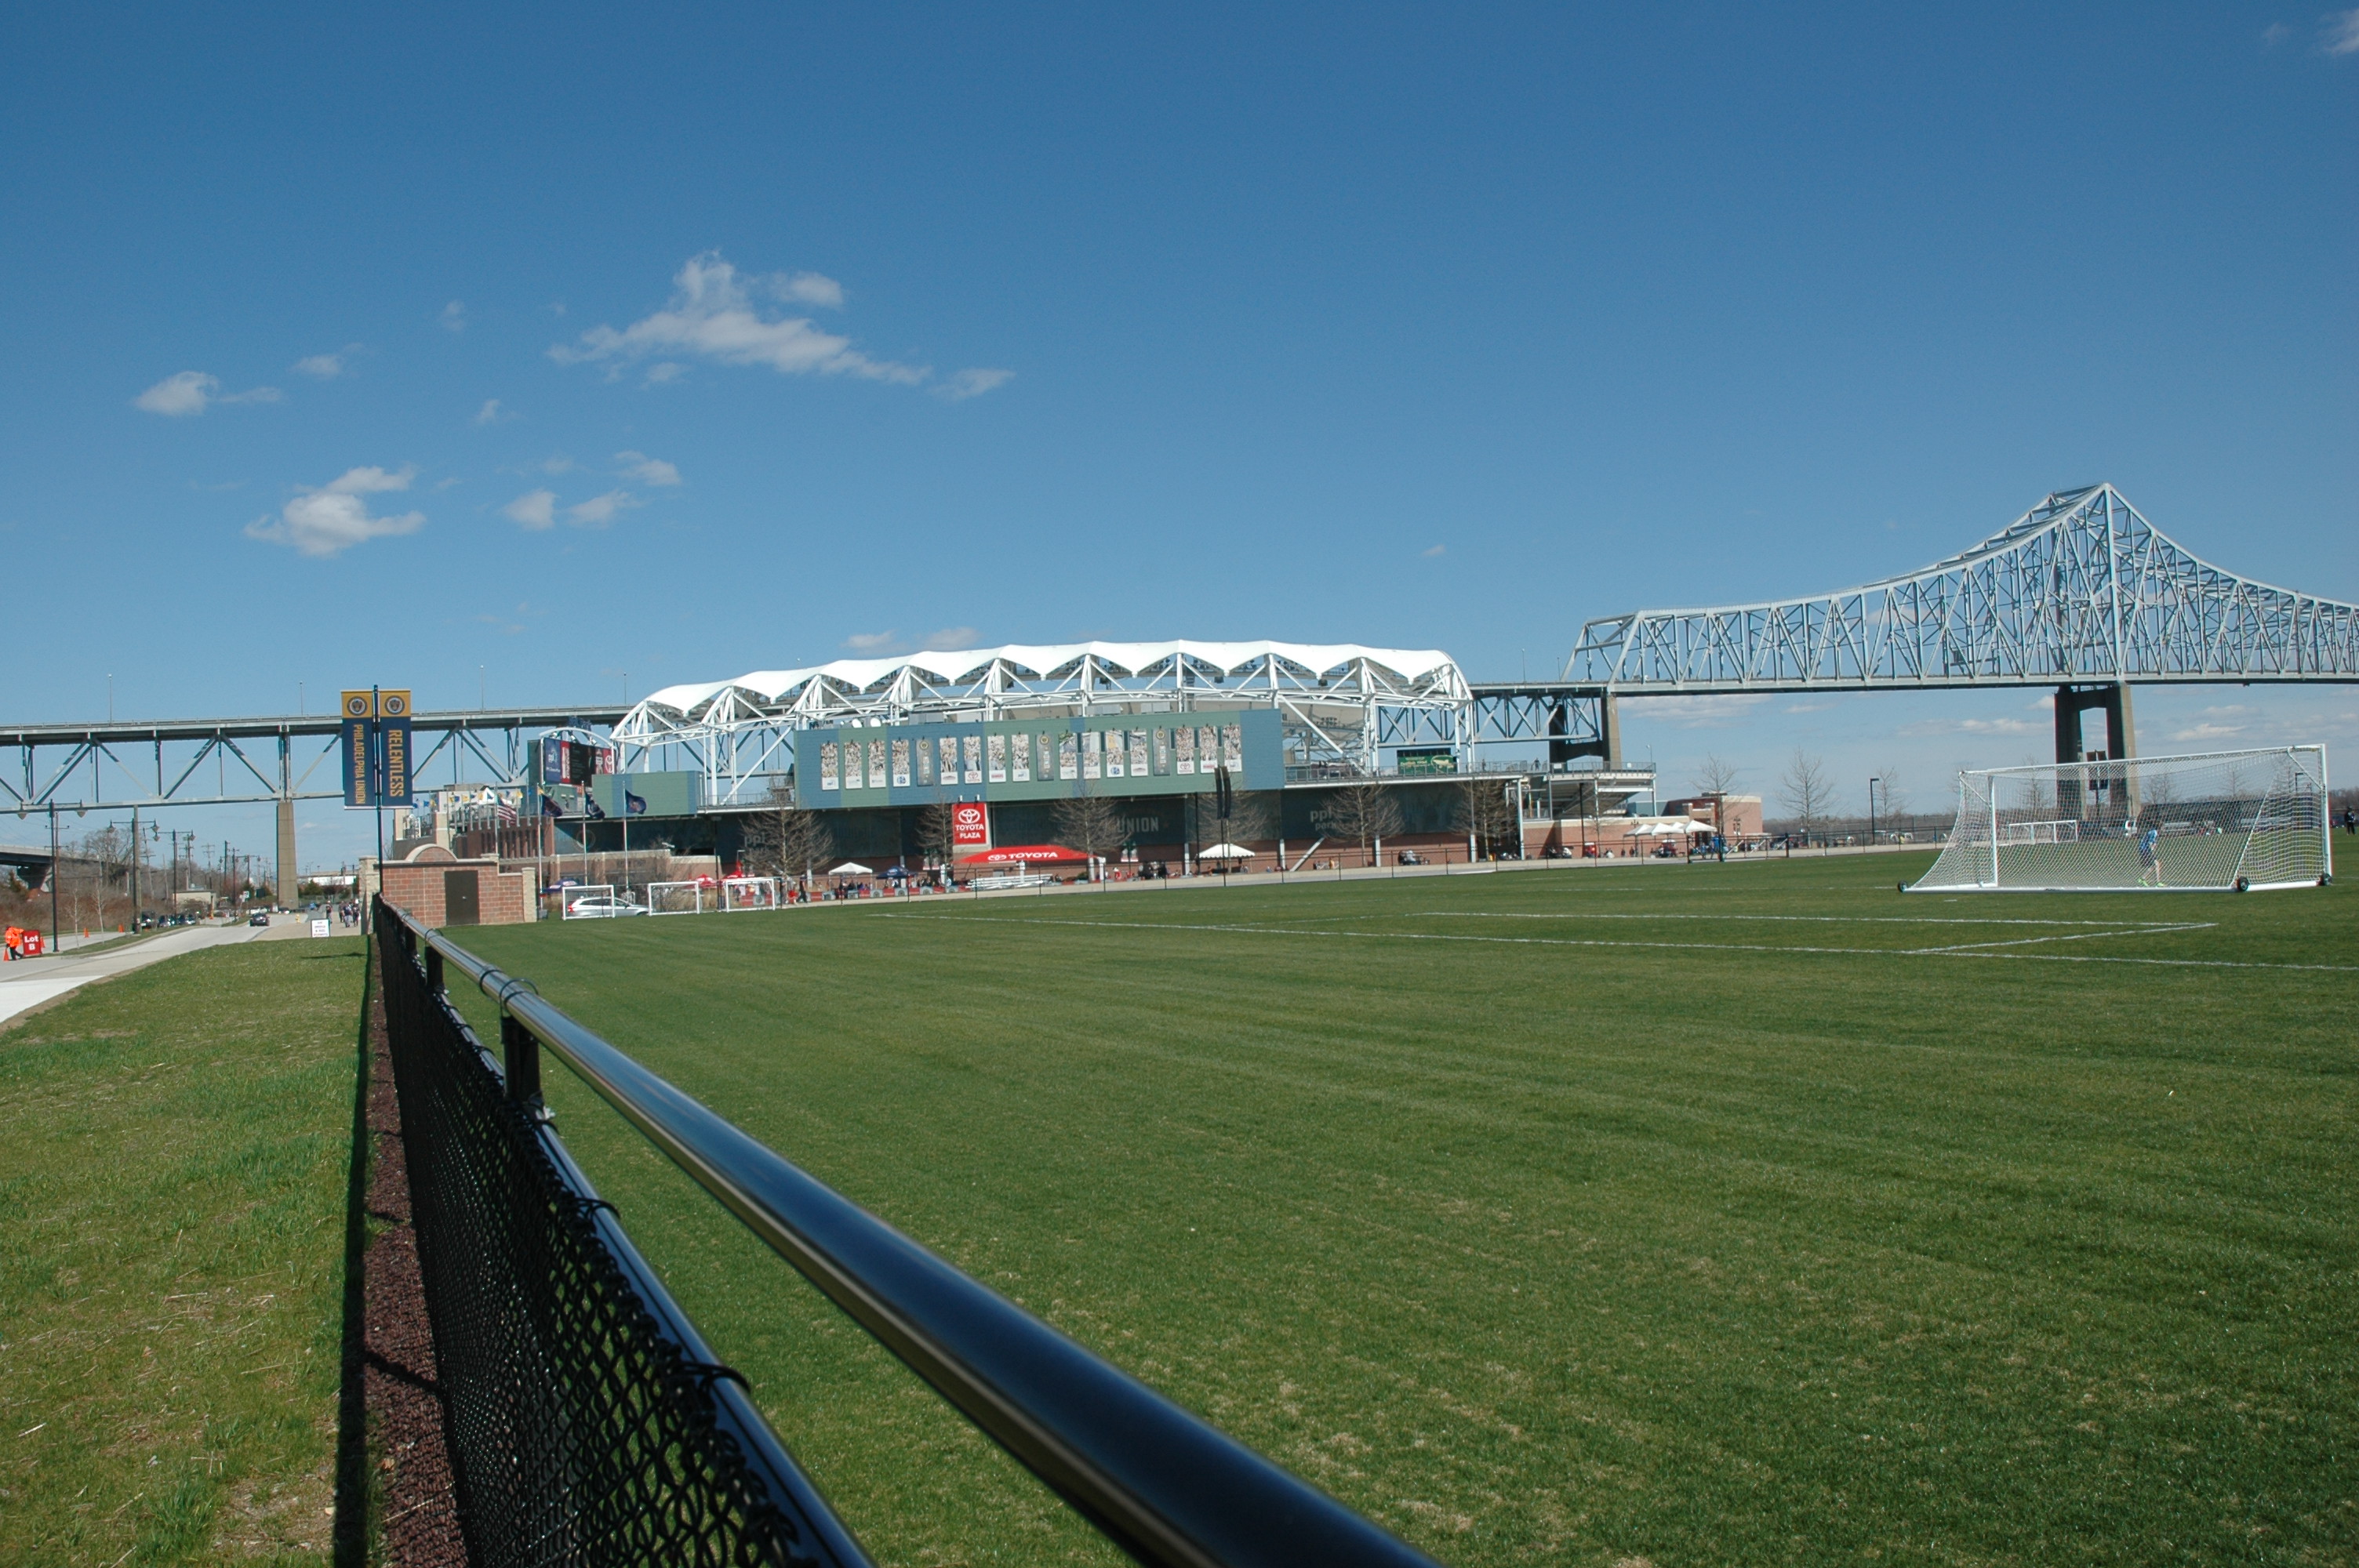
[{"xmin": 0, "ymin": 918, "xmax": 277, "ymax": 1026}]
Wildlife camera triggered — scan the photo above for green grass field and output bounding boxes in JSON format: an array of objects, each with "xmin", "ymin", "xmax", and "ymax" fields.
[
  {"xmin": 0, "ymin": 939, "xmax": 365, "ymax": 1565},
  {"xmin": 445, "ymin": 856, "xmax": 2357, "ymax": 1566}
]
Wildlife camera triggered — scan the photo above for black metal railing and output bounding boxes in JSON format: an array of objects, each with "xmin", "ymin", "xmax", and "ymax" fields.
[
  {"xmin": 374, "ymin": 896, "xmax": 1441, "ymax": 1568},
  {"xmin": 374, "ymin": 901, "xmax": 867, "ymax": 1567}
]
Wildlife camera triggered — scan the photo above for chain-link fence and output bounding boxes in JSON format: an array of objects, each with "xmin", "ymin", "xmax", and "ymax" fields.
[{"xmin": 373, "ymin": 903, "xmax": 858, "ymax": 1567}]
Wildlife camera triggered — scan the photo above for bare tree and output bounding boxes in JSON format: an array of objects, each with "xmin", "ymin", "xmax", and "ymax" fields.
[
  {"xmin": 1779, "ymin": 749, "xmax": 1833, "ymax": 840},
  {"xmin": 1695, "ymin": 753, "xmax": 1742, "ymax": 797},
  {"xmin": 1873, "ymin": 765, "xmax": 1909, "ymax": 823},
  {"xmin": 1324, "ymin": 781, "xmax": 1404, "ymax": 866},
  {"xmin": 1457, "ymin": 775, "xmax": 1518, "ymax": 860},
  {"xmin": 739, "ymin": 784, "xmax": 832, "ymax": 888},
  {"xmin": 1054, "ymin": 794, "xmax": 1130, "ymax": 875},
  {"xmin": 916, "ymin": 800, "xmax": 962, "ymax": 873}
]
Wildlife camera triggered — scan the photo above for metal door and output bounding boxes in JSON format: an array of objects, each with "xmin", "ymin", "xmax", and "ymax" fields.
[{"xmin": 444, "ymin": 868, "xmax": 481, "ymax": 926}]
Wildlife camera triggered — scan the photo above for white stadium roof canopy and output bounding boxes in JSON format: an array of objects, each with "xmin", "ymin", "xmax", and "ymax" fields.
[{"xmin": 635, "ymin": 640, "xmax": 1466, "ymax": 723}]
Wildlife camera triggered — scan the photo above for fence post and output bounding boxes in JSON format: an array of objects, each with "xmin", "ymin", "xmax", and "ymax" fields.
[
  {"xmin": 503, "ymin": 1011, "xmax": 542, "ymax": 1109},
  {"xmin": 424, "ymin": 945, "xmax": 443, "ymax": 998}
]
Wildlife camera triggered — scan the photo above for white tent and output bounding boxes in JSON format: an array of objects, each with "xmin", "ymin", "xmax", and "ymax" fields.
[
  {"xmin": 1197, "ymin": 843, "xmax": 1256, "ymax": 859},
  {"xmin": 830, "ymin": 862, "xmax": 875, "ymax": 877}
]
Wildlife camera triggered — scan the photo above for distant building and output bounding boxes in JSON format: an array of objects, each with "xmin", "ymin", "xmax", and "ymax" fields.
[{"xmin": 1662, "ymin": 794, "xmax": 1765, "ymax": 844}]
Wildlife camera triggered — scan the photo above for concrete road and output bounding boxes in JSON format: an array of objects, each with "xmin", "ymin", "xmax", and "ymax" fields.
[{"xmin": 0, "ymin": 917, "xmax": 281, "ymax": 1027}]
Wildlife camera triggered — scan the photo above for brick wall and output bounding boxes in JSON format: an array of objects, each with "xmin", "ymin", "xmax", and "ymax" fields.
[{"xmin": 379, "ymin": 858, "xmax": 534, "ymax": 927}]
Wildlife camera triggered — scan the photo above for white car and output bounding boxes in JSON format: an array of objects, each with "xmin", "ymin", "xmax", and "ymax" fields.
[{"xmin": 567, "ymin": 894, "xmax": 650, "ymax": 918}]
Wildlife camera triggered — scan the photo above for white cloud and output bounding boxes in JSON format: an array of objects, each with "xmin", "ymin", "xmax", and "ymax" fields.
[
  {"xmin": 920, "ymin": 626, "xmax": 980, "ymax": 651},
  {"xmin": 2170, "ymin": 722, "xmax": 2249, "ymax": 742},
  {"xmin": 551, "ymin": 252, "xmax": 928, "ymax": 385},
  {"xmin": 503, "ymin": 489, "xmax": 557, "ymax": 530},
  {"xmin": 1622, "ymin": 694, "xmax": 1772, "ymax": 728},
  {"xmin": 779, "ymin": 271, "xmax": 845, "ymax": 308},
  {"xmin": 473, "ymin": 398, "xmax": 512, "ymax": 426},
  {"xmin": 134, "ymin": 371, "xmax": 281, "ymax": 416},
  {"xmin": 2263, "ymin": 20, "xmax": 2293, "ymax": 44},
  {"xmin": 441, "ymin": 300, "xmax": 467, "ymax": 332},
  {"xmin": 842, "ymin": 630, "xmax": 899, "ymax": 652},
  {"xmin": 245, "ymin": 466, "xmax": 423, "ymax": 557},
  {"xmin": 293, "ymin": 353, "xmax": 347, "ymax": 379},
  {"xmin": 2326, "ymin": 9, "xmax": 2359, "ymax": 53},
  {"xmin": 566, "ymin": 490, "xmax": 636, "ymax": 527},
  {"xmin": 1896, "ymin": 716, "xmax": 2042, "ymax": 738},
  {"xmin": 616, "ymin": 451, "xmax": 682, "ymax": 486},
  {"xmin": 932, "ymin": 367, "xmax": 1014, "ymax": 401},
  {"xmin": 1421, "ymin": 544, "xmax": 1446, "ymax": 557},
  {"xmin": 540, "ymin": 455, "xmax": 574, "ymax": 475},
  {"xmin": 644, "ymin": 362, "xmax": 686, "ymax": 385}
]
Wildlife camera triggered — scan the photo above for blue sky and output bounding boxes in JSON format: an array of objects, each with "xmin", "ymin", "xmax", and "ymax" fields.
[{"xmin": 2, "ymin": 4, "xmax": 2353, "ymax": 865}]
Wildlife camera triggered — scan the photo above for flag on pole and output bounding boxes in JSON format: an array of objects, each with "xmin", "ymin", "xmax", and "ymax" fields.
[{"xmin": 625, "ymin": 789, "xmax": 648, "ymax": 816}]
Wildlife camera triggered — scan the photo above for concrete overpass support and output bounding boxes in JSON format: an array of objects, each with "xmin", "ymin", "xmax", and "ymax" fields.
[
  {"xmin": 276, "ymin": 797, "xmax": 298, "ymax": 906},
  {"xmin": 2053, "ymin": 682, "xmax": 2135, "ymax": 764},
  {"xmin": 1547, "ymin": 691, "xmax": 1623, "ymax": 768}
]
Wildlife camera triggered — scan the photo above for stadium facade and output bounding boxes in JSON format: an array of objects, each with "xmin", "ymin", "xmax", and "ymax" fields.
[{"xmin": 522, "ymin": 641, "xmax": 1656, "ymax": 870}]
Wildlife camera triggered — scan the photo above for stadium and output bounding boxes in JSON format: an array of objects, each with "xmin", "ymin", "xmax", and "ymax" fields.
[{"xmin": 548, "ymin": 639, "xmax": 1668, "ymax": 875}]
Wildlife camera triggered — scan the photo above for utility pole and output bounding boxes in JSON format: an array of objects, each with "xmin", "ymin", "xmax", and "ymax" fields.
[{"xmin": 1868, "ymin": 777, "xmax": 1881, "ymax": 848}]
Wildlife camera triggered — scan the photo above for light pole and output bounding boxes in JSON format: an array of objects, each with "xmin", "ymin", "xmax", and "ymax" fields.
[{"xmin": 1868, "ymin": 776, "xmax": 1881, "ymax": 848}]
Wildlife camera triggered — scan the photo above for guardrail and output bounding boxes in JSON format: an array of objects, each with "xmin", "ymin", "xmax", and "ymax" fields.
[{"xmin": 374, "ymin": 896, "xmax": 1442, "ymax": 1568}]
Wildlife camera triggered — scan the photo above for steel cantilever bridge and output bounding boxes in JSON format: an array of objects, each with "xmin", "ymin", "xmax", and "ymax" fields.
[{"xmin": 1562, "ymin": 484, "xmax": 2359, "ymax": 764}]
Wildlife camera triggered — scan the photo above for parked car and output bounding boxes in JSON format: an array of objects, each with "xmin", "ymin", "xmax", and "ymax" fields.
[
  {"xmin": 248, "ymin": 910, "xmax": 271, "ymax": 927},
  {"xmin": 567, "ymin": 894, "xmax": 649, "ymax": 918}
]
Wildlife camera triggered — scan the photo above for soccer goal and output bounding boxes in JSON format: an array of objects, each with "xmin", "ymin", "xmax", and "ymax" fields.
[
  {"xmin": 647, "ymin": 881, "xmax": 711, "ymax": 915},
  {"xmin": 1910, "ymin": 746, "xmax": 2331, "ymax": 893},
  {"xmin": 720, "ymin": 876, "xmax": 780, "ymax": 912},
  {"xmin": 560, "ymin": 884, "xmax": 620, "ymax": 918}
]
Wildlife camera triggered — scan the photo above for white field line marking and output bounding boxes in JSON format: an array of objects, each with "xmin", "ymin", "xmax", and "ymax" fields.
[
  {"xmin": 1289, "ymin": 911, "xmax": 2206, "ymax": 929},
  {"xmin": 1903, "ymin": 923, "xmax": 2215, "ymax": 953},
  {"xmin": 878, "ymin": 913, "xmax": 2359, "ymax": 973}
]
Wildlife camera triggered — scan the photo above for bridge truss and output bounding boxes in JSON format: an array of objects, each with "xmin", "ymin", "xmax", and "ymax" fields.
[{"xmin": 1568, "ymin": 485, "xmax": 2358, "ymax": 694}]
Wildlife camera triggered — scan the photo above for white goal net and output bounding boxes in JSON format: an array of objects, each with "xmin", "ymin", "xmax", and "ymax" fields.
[
  {"xmin": 720, "ymin": 876, "xmax": 780, "ymax": 912},
  {"xmin": 647, "ymin": 880, "xmax": 710, "ymax": 915},
  {"xmin": 1911, "ymin": 746, "xmax": 2331, "ymax": 893}
]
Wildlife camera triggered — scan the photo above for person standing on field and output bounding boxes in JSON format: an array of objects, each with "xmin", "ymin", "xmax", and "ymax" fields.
[{"xmin": 2137, "ymin": 824, "xmax": 2162, "ymax": 887}]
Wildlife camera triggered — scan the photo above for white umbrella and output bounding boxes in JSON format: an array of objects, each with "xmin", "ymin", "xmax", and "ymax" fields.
[
  {"xmin": 1197, "ymin": 843, "xmax": 1255, "ymax": 859},
  {"xmin": 830, "ymin": 862, "xmax": 875, "ymax": 876}
]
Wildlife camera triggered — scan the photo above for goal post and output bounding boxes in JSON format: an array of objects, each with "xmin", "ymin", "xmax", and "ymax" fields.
[
  {"xmin": 1910, "ymin": 746, "xmax": 2330, "ymax": 893},
  {"xmin": 559, "ymin": 884, "xmax": 619, "ymax": 918},
  {"xmin": 647, "ymin": 881, "xmax": 710, "ymax": 915},
  {"xmin": 720, "ymin": 876, "xmax": 780, "ymax": 912}
]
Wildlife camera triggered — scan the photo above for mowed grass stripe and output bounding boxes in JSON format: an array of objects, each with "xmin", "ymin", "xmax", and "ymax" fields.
[{"xmin": 450, "ymin": 857, "xmax": 2356, "ymax": 1566}]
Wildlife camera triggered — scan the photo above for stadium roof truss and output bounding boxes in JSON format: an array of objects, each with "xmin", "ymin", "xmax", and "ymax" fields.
[
  {"xmin": 1567, "ymin": 485, "xmax": 2359, "ymax": 693},
  {"xmin": 616, "ymin": 641, "xmax": 1485, "ymax": 808}
]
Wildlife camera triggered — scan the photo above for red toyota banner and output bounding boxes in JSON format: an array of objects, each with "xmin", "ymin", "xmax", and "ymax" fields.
[{"xmin": 951, "ymin": 801, "xmax": 990, "ymax": 846}]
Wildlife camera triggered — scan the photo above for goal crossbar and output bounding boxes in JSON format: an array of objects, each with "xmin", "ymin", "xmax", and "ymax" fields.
[{"xmin": 1909, "ymin": 746, "xmax": 2331, "ymax": 894}]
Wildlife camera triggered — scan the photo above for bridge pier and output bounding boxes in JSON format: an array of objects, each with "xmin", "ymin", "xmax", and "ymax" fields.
[
  {"xmin": 276, "ymin": 797, "xmax": 297, "ymax": 908},
  {"xmin": 2055, "ymin": 681, "xmax": 2137, "ymax": 821},
  {"xmin": 1548, "ymin": 692, "xmax": 1622, "ymax": 768},
  {"xmin": 2053, "ymin": 682, "xmax": 2135, "ymax": 765}
]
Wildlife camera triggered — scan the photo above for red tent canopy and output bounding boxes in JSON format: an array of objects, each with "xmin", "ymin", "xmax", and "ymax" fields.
[{"xmin": 965, "ymin": 844, "xmax": 1090, "ymax": 865}]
